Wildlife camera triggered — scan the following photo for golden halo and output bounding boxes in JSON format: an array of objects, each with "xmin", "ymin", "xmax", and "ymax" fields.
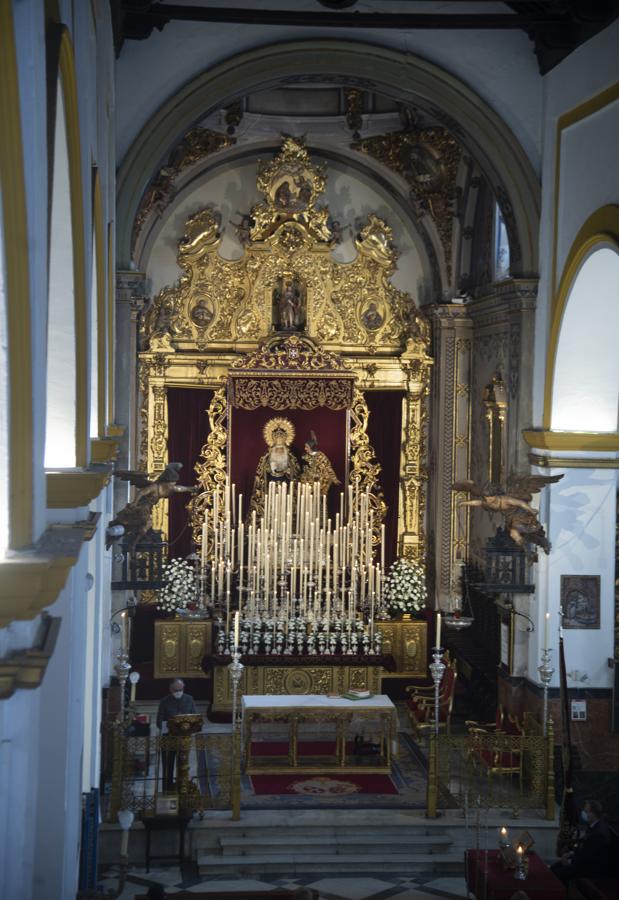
[{"xmin": 263, "ymin": 417, "xmax": 295, "ymax": 447}]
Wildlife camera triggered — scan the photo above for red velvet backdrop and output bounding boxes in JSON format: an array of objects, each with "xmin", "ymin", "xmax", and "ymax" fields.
[
  {"xmin": 365, "ymin": 390, "xmax": 404, "ymax": 568},
  {"xmin": 132, "ymin": 387, "xmax": 213, "ymax": 669},
  {"xmin": 230, "ymin": 406, "xmax": 348, "ymax": 519},
  {"xmin": 168, "ymin": 387, "xmax": 213, "ymax": 558}
]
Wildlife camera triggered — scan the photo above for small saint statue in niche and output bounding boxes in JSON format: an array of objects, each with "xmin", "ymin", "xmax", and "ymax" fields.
[
  {"xmin": 250, "ymin": 417, "xmax": 300, "ymax": 516},
  {"xmin": 273, "ymin": 276, "xmax": 306, "ymax": 332},
  {"xmin": 273, "ymin": 174, "xmax": 312, "ymax": 212},
  {"xmin": 361, "ymin": 301, "xmax": 384, "ymax": 331},
  {"xmin": 300, "ymin": 431, "xmax": 340, "ymax": 496}
]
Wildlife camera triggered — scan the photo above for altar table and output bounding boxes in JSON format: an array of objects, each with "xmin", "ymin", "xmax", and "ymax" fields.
[
  {"xmin": 242, "ymin": 694, "xmax": 397, "ymax": 775},
  {"xmin": 465, "ymin": 849, "xmax": 565, "ymax": 900}
]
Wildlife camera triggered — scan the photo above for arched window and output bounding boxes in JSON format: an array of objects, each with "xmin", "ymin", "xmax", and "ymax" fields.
[
  {"xmin": 493, "ymin": 202, "xmax": 510, "ymax": 281},
  {"xmin": 551, "ymin": 244, "xmax": 619, "ymax": 432},
  {"xmin": 45, "ymin": 78, "xmax": 76, "ymax": 467}
]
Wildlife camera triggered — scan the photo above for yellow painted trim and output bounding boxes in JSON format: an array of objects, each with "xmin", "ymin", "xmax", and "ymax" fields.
[
  {"xmin": 543, "ymin": 206, "xmax": 619, "ymax": 428},
  {"xmin": 106, "ymin": 423, "xmax": 125, "ymax": 438},
  {"xmin": 93, "ymin": 169, "xmax": 106, "ymax": 436},
  {"xmin": 523, "ymin": 429, "xmax": 619, "ymax": 452},
  {"xmin": 90, "ymin": 437, "xmax": 119, "ymax": 463},
  {"xmin": 0, "ymin": 615, "xmax": 61, "ymax": 699},
  {"xmin": 529, "ymin": 453, "xmax": 619, "ymax": 469},
  {"xmin": 0, "ymin": 0, "xmax": 34, "ymax": 549},
  {"xmin": 58, "ymin": 28, "xmax": 88, "ymax": 466},
  {"xmin": 0, "ymin": 556, "xmax": 76, "ymax": 628},
  {"xmin": 551, "ymin": 80, "xmax": 619, "ymax": 302},
  {"xmin": 107, "ymin": 222, "xmax": 115, "ymax": 424},
  {"xmin": 46, "ymin": 468, "xmax": 112, "ymax": 508}
]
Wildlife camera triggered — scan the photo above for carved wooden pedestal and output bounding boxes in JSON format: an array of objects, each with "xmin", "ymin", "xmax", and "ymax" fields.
[
  {"xmin": 154, "ymin": 620, "xmax": 213, "ymax": 679},
  {"xmin": 375, "ymin": 619, "xmax": 428, "ymax": 678},
  {"xmin": 212, "ymin": 661, "xmax": 384, "ymax": 714}
]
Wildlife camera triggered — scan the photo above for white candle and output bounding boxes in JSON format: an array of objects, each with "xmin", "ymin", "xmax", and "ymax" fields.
[
  {"xmin": 120, "ymin": 611, "xmax": 127, "ymax": 650},
  {"xmin": 380, "ymin": 524, "xmax": 385, "ymax": 571},
  {"xmin": 544, "ymin": 611, "xmax": 550, "ymax": 649},
  {"xmin": 234, "ymin": 610, "xmax": 240, "ymax": 651},
  {"xmin": 201, "ymin": 512, "xmax": 208, "ymax": 570},
  {"xmin": 436, "ymin": 612, "xmax": 442, "ymax": 649}
]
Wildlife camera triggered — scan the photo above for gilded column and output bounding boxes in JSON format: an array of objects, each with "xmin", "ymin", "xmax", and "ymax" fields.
[{"xmin": 429, "ymin": 304, "xmax": 473, "ymax": 606}]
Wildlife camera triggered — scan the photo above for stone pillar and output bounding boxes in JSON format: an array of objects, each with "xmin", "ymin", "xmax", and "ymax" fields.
[{"xmin": 429, "ymin": 304, "xmax": 473, "ymax": 607}]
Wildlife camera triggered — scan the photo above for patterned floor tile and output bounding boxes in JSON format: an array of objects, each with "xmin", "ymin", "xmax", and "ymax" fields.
[
  {"xmin": 305, "ymin": 877, "xmax": 397, "ymax": 899},
  {"xmin": 419, "ymin": 876, "xmax": 469, "ymax": 897}
]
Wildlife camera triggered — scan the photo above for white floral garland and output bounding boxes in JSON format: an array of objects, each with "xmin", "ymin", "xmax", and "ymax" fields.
[
  {"xmin": 383, "ymin": 557, "xmax": 427, "ymax": 618},
  {"xmin": 156, "ymin": 558, "xmax": 197, "ymax": 614}
]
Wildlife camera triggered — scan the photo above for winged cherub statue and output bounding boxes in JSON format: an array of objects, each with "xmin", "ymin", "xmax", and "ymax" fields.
[
  {"xmin": 107, "ymin": 462, "xmax": 197, "ymax": 548},
  {"xmin": 453, "ymin": 473, "xmax": 564, "ymax": 560}
]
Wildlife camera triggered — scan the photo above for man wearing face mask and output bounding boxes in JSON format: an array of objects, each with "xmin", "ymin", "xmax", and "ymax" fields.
[
  {"xmin": 551, "ymin": 800, "xmax": 614, "ymax": 884},
  {"xmin": 156, "ymin": 679, "xmax": 197, "ymax": 790}
]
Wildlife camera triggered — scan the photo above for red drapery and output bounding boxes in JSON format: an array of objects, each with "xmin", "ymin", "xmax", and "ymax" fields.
[
  {"xmin": 365, "ymin": 390, "xmax": 403, "ymax": 568},
  {"xmin": 230, "ymin": 405, "xmax": 348, "ymax": 519},
  {"xmin": 167, "ymin": 387, "xmax": 213, "ymax": 558}
]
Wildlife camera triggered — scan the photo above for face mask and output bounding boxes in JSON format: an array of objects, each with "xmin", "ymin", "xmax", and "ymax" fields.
[
  {"xmin": 172, "ymin": 691, "xmax": 183, "ymax": 700},
  {"xmin": 581, "ymin": 810, "xmax": 590, "ymax": 824}
]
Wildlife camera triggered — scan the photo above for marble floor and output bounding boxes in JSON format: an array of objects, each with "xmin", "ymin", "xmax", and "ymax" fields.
[{"xmin": 100, "ymin": 865, "xmax": 470, "ymax": 899}]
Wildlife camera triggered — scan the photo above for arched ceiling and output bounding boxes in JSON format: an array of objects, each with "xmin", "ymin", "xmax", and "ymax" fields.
[
  {"xmin": 116, "ymin": 40, "xmax": 540, "ymax": 281},
  {"xmin": 115, "ymin": 6, "xmax": 543, "ymax": 170}
]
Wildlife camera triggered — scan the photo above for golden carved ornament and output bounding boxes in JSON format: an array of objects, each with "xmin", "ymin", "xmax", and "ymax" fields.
[
  {"xmin": 132, "ymin": 127, "xmax": 234, "ymax": 252},
  {"xmin": 354, "ymin": 127, "xmax": 462, "ymax": 278},
  {"xmin": 140, "ymin": 137, "xmax": 418, "ymax": 354},
  {"xmin": 349, "ymin": 388, "xmax": 387, "ymax": 540},
  {"xmin": 189, "ymin": 387, "xmax": 228, "ymax": 550},
  {"xmin": 229, "ymin": 335, "xmax": 356, "ymax": 410}
]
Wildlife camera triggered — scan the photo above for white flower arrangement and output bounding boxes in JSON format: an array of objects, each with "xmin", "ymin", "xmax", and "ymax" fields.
[
  {"xmin": 383, "ymin": 557, "xmax": 428, "ymax": 618},
  {"xmin": 156, "ymin": 558, "xmax": 198, "ymax": 614}
]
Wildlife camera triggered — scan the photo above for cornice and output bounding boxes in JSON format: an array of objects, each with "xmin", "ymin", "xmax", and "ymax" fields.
[
  {"xmin": 529, "ymin": 452, "xmax": 619, "ymax": 470},
  {"xmin": 0, "ymin": 521, "xmax": 93, "ymax": 628},
  {"xmin": 0, "ymin": 613, "xmax": 61, "ymax": 700},
  {"xmin": 523, "ymin": 429, "xmax": 619, "ymax": 453},
  {"xmin": 46, "ymin": 466, "xmax": 113, "ymax": 508},
  {"xmin": 90, "ymin": 437, "xmax": 121, "ymax": 464}
]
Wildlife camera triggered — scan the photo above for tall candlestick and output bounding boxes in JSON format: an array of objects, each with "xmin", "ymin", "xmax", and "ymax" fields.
[{"xmin": 233, "ymin": 610, "xmax": 240, "ymax": 652}]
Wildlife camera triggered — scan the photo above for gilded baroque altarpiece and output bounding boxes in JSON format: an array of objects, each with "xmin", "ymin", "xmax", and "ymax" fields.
[{"xmin": 137, "ymin": 138, "xmax": 432, "ymax": 562}]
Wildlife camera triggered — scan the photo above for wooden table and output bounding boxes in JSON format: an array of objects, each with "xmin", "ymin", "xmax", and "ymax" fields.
[
  {"xmin": 465, "ymin": 849, "xmax": 565, "ymax": 900},
  {"xmin": 242, "ymin": 693, "xmax": 397, "ymax": 774}
]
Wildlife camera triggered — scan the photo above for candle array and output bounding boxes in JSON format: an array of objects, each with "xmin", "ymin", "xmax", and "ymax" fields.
[{"xmin": 199, "ymin": 478, "xmax": 386, "ymax": 651}]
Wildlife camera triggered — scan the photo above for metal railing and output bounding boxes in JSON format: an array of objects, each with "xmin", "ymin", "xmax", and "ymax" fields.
[
  {"xmin": 425, "ymin": 714, "xmax": 555, "ymax": 819},
  {"xmin": 106, "ymin": 727, "xmax": 242, "ymax": 822}
]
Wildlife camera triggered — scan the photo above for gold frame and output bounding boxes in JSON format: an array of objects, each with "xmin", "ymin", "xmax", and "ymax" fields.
[{"xmin": 137, "ymin": 139, "xmax": 433, "ymax": 559}]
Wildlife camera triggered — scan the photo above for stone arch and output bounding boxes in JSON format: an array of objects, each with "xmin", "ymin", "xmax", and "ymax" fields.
[{"xmin": 116, "ymin": 40, "xmax": 540, "ymax": 275}]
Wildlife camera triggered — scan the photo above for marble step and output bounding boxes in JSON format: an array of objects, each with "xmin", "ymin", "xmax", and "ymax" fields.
[
  {"xmin": 197, "ymin": 851, "xmax": 463, "ymax": 875},
  {"xmin": 218, "ymin": 834, "xmax": 453, "ymax": 855},
  {"xmin": 192, "ymin": 823, "xmax": 450, "ymax": 848}
]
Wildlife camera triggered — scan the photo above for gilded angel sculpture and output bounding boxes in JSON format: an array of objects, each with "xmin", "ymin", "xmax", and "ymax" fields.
[
  {"xmin": 107, "ymin": 462, "xmax": 196, "ymax": 548},
  {"xmin": 453, "ymin": 473, "xmax": 564, "ymax": 560}
]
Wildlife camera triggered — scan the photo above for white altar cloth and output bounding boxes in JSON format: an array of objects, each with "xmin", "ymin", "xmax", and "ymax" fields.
[{"xmin": 241, "ymin": 693, "xmax": 396, "ymax": 713}]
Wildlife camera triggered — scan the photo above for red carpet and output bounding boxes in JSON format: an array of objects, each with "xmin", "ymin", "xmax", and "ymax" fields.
[{"xmin": 250, "ymin": 773, "xmax": 398, "ymax": 795}]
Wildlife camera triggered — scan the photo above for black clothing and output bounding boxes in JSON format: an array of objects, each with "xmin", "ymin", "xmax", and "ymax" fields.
[
  {"xmin": 156, "ymin": 692, "xmax": 197, "ymax": 791},
  {"xmin": 551, "ymin": 820, "xmax": 614, "ymax": 883},
  {"xmin": 156, "ymin": 692, "xmax": 197, "ymax": 730}
]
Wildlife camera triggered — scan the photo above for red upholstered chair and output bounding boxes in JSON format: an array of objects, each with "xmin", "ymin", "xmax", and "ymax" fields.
[
  {"xmin": 405, "ymin": 654, "xmax": 458, "ymax": 735},
  {"xmin": 465, "ymin": 704, "xmax": 506, "ymax": 735},
  {"xmin": 469, "ymin": 711, "xmax": 524, "ymax": 787}
]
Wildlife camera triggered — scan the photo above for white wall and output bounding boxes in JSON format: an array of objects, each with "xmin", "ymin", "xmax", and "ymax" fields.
[
  {"xmin": 533, "ymin": 19, "xmax": 619, "ymax": 424},
  {"xmin": 530, "ymin": 465, "xmax": 618, "ymax": 689},
  {"xmin": 115, "ymin": 2, "xmax": 542, "ymax": 172},
  {"xmin": 0, "ymin": 2, "xmax": 118, "ymax": 898}
]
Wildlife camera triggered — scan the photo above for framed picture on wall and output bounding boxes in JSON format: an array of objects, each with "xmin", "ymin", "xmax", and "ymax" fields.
[{"xmin": 560, "ymin": 575, "xmax": 600, "ymax": 630}]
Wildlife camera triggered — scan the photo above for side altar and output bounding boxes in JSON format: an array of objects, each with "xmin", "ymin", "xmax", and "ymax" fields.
[{"xmin": 139, "ymin": 138, "xmax": 433, "ymax": 694}]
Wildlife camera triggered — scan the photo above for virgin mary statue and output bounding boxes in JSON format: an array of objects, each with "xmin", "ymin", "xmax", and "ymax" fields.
[{"xmin": 250, "ymin": 417, "xmax": 300, "ymax": 516}]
